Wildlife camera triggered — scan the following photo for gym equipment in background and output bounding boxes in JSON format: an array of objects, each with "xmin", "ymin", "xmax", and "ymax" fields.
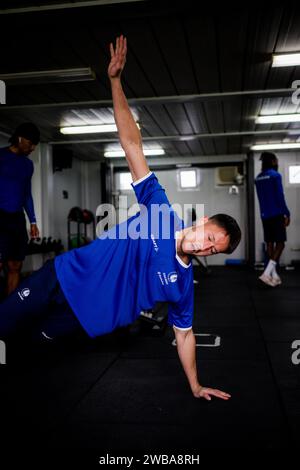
[
  {"xmin": 136, "ymin": 303, "xmax": 168, "ymax": 337},
  {"xmin": 67, "ymin": 207, "xmax": 95, "ymax": 250},
  {"xmin": 23, "ymin": 237, "xmax": 64, "ymax": 273},
  {"xmin": 26, "ymin": 237, "xmax": 64, "ymax": 256}
]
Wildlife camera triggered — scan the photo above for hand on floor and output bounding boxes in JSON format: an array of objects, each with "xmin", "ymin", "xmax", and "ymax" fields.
[{"xmin": 192, "ymin": 384, "xmax": 231, "ymax": 401}]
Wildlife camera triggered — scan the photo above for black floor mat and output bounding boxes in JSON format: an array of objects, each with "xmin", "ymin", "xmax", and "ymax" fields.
[{"xmin": 0, "ymin": 265, "xmax": 299, "ymax": 454}]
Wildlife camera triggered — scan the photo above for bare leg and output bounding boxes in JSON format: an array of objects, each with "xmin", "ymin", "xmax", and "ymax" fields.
[
  {"xmin": 7, "ymin": 260, "xmax": 22, "ymax": 295},
  {"xmin": 266, "ymin": 242, "xmax": 274, "ymax": 261},
  {"xmin": 273, "ymin": 242, "xmax": 285, "ymax": 263},
  {"xmin": 266, "ymin": 241, "xmax": 285, "ymax": 263}
]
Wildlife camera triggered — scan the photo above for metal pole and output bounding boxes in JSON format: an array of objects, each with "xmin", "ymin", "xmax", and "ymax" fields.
[{"xmin": 246, "ymin": 151, "xmax": 255, "ymax": 266}]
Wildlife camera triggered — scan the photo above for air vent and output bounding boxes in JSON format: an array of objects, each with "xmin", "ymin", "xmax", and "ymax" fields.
[{"xmin": 215, "ymin": 166, "xmax": 239, "ymax": 186}]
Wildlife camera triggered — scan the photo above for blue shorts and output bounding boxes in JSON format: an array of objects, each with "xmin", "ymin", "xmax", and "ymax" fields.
[{"xmin": 0, "ymin": 259, "xmax": 83, "ymax": 341}]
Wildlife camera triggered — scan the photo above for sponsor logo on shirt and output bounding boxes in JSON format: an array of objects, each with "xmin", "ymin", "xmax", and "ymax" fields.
[
  {"xmin": 256, "ymin": 175, "xmax": 271, "ymax": 181},
  {"xmin": 151, "ymin": 233, "xmax": 159, "ymax": 252},
  {"xmin": 18, "ymin": 288, "xmax": 30, "ymax": 301},
  {"xmin": 157, "ymin": 271, "xmax": 178, "ymax": 286}
]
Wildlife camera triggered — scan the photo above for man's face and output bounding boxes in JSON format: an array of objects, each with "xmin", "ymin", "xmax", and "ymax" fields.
[
  {"xmin": 17, "ymin": 136, "xmax": 36, "ymax": 156},
  {"xmin": 181, "ymin": 217, "xmax": 229, "ymax": 257}
]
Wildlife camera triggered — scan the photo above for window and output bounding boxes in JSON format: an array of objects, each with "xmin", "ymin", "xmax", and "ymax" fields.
[
  {"xmin": 179, "ymin": 169, "xmax": 198, "ymax": 189},
  {"xmin": 119, "ymin": 172, "xmax": 133, "ymax": 190},
  {"xmin": 288, "ymin": 165, "xmax": 300, "ymax": 184}
]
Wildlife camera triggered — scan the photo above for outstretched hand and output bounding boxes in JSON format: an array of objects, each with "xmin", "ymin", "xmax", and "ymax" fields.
[
  {"xmin": 192, "ymin": 384, "xmax": 231, "ymax": 401},
  {"xmin": 108, "ymin": 35, "xmax": 127, "ymax": 80}
]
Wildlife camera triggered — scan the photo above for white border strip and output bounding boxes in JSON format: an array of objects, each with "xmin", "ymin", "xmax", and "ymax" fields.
[
  {"xmin": 173, "ymin": 325, "xmax": 193, "ymax": 331},
  {"xmin": 132, "ymin": 171, "xmax": 153, "ymax": 186}
]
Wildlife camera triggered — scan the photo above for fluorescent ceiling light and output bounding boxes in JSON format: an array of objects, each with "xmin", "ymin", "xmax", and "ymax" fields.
[
  {"xmin": 251, "ymin": 143, "xmax": 300, "ymax": 151},
  {"xmin": 256, "ymin": 114, "xmax": 300, "ymax": 124},
  {"xmin": 104, "ymin": 149, "xmax": 165, "ymax": 158},
  {"xmin": 61, "ymin": 122, "xmax": 141, "ymax": 135},
  {"xmin": 61, "ymin": 124, "xmax": 118, "ymax": 134},
  {"xmin": 0, "ymin": 68, "xmax": 95, "ymax": 85},
  {"xmin": 272, "ymin": 53, "xmax": 300, "ymax": 67}
]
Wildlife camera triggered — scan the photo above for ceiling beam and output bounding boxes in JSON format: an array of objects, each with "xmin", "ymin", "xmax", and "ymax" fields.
[
  {"xmin": 0, "ymin": 1, "xmax": 143, "ymax": 15},
  {"xmin": 49, "ymin": 128, "xmax": 300, "ymax": 144},
  {"xmin": 0, "ymin": 68, "xmax": 95, "ymax": 85},
  {"xmin": 0, "ymin": 88, "xmax": 294, "ymax": 111},
  {"xmin": 114, "ymin": 154, "xmax": 247, "ymax": 166}
]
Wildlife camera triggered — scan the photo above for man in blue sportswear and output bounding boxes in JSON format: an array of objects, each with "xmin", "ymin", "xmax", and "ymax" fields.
[
  {"xmin": 255, "ymin": 152, "xmax": 290, "ymax": 287},
  {"xmin": 0, "ymin": 36, "xmax": 241, "ymax": 401},
  {"xmin": 0, "ymin": 122, "xmax": 40, "ymax": 295}
]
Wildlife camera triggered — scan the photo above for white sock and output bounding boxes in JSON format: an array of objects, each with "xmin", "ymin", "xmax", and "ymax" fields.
[
  {"xmin": 271, "ymin": 264, "xmax": 280, "ymax": 279},
  {"xmin": 263, "ymin": 260, "xmax": 276, "ymax": 277}
]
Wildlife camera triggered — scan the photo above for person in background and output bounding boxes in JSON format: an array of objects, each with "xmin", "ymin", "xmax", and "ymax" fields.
[
  {"xmin": 255, "ymin": 152, "xmax": 290, "ymax": 287},
  {"xmin": 0, "ymin": 122, "xmax": 40, "ymax": 295}
]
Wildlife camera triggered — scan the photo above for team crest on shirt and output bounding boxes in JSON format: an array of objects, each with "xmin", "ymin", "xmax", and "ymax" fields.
[
  {"xmin": 157, "ymin": 271, "xmax": 178, "ymax": 286},
  {"xmin": 18, "ymin": 288, "xmax": 31, "ymax": 301},
  {"xmin": 168, "ymin": 272, "xmax": 178, "ymax": 283}
]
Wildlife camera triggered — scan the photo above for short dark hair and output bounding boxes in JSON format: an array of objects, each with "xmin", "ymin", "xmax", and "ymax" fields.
[
  {"xmin": 9, "ymin": 122, "xmax": 40, "ymax": 145},
  {"xmin": 209, "ymin": 213, "xmax": 241, "ymax": 254},
  {"xmin": 260, "ymin": 151, "xmax": 277, "ymax": 171}
]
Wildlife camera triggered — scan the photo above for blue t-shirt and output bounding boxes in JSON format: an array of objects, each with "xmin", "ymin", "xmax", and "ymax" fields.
[
  {"xmin": 0, "ymin": 146, "xmax": 36, "ymax": 223},
  {"xmin": 55, "ymin": 172, "xmax": 194, "ymax": 338},
  {"xmin": 255, "ymin": 169, "xmax": 290, "ymax": 219}
]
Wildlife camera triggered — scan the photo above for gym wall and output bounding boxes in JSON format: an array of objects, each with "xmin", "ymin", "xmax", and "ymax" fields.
[
  {"xmin": 115, "ymin": 167, "xmax": 246, "ymax": 266},
  {"xmin": 29, "ymin": 143, "xmax": 101, "ymax": 250}
]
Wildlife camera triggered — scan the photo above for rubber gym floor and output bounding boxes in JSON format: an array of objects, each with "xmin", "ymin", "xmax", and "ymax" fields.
[{"xmin": 0, "ymin": 265, "xmax": 300, "ymax": 454}]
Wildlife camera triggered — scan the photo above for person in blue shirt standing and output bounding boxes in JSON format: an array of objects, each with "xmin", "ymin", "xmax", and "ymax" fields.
[
  {"xmin": 0, "ymin": 36, "xmax": 241, "ymax": 401},
  {"xmin": 255, "ymin": 152, "xmax": 290, "ymax": 287},
  {"xmin": 0, "ymin": 122, "xmax": 40, "ymax": 295}
]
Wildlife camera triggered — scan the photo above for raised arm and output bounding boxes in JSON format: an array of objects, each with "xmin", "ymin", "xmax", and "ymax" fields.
[{"xmin": 108, "ymin": 35, "xmax": 150, "ymax": 182}]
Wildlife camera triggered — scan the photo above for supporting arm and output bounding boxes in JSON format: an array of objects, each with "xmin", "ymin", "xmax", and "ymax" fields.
[{"xmin": 174, "ymin": 326, "xmax": 231, "ymax": 401}]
